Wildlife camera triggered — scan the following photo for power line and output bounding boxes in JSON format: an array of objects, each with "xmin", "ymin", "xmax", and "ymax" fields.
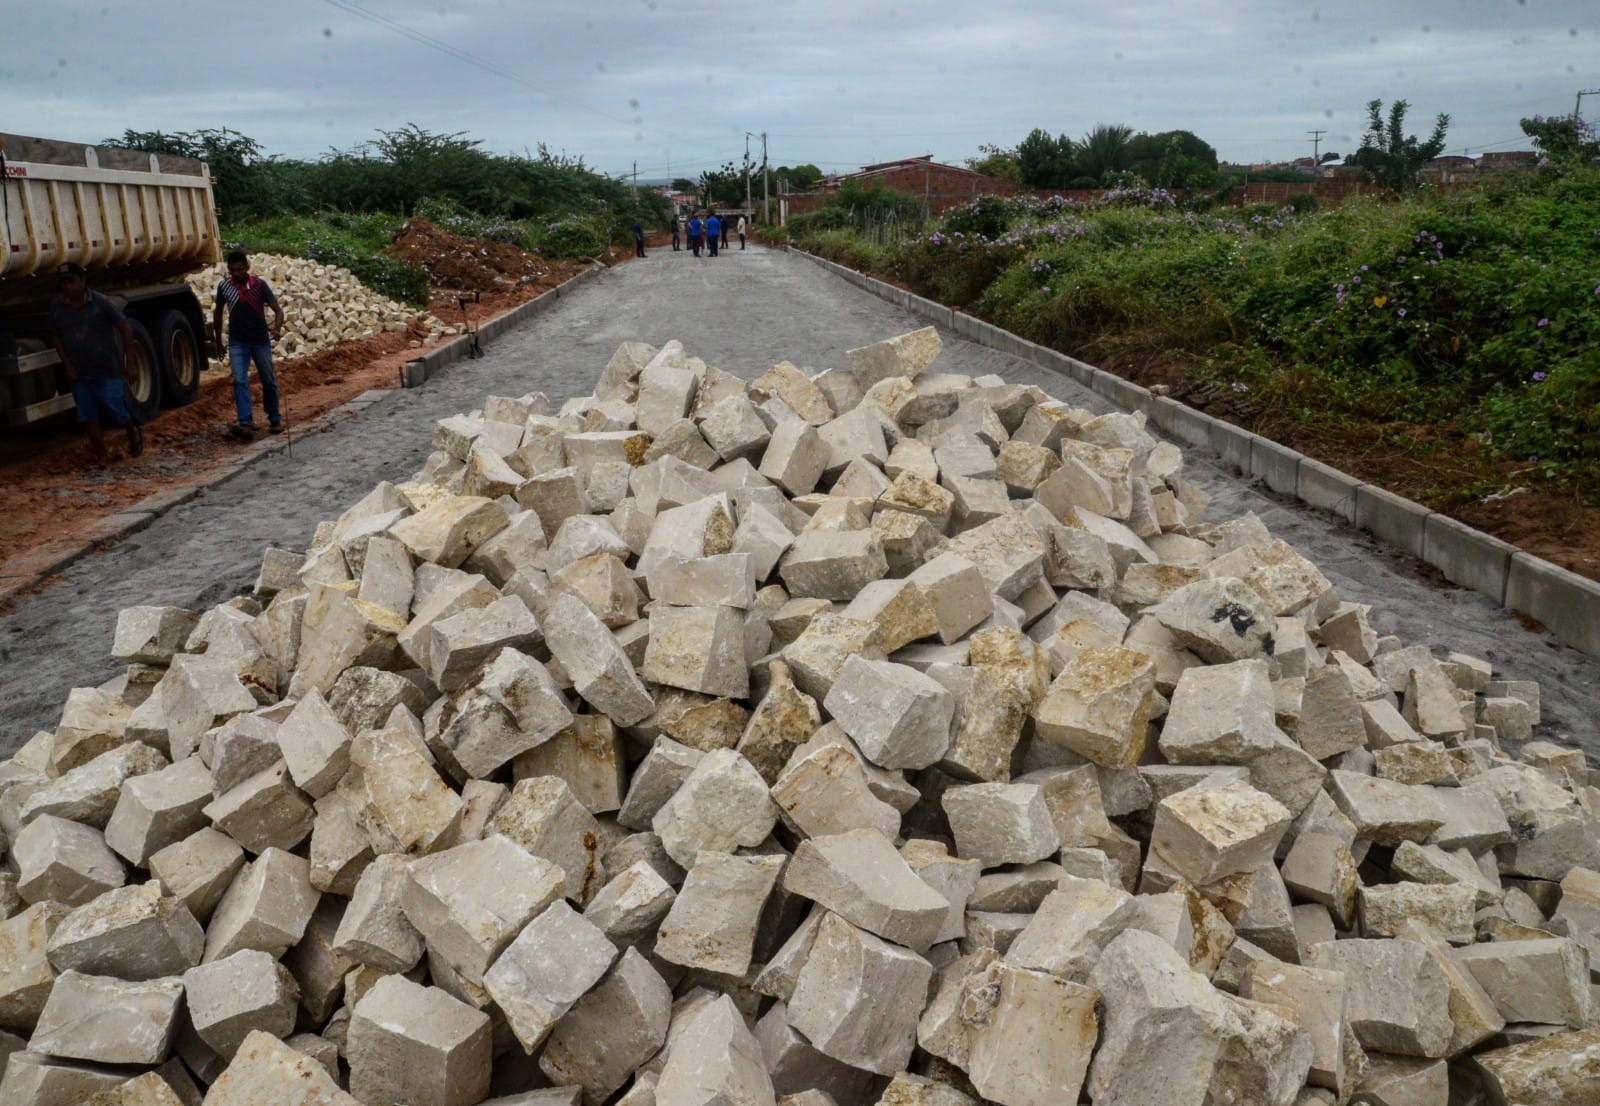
[{"xmin": 320, "ymin": 0, "xmax": 700, "ymax": 147}]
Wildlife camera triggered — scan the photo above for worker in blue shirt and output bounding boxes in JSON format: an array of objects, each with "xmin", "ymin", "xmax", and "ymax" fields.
[
  {"xmin": 688, "ymin": 214, "xmax": 703, "ymax": 257},
  {"xmin": 706, "ymin": 213, "xmax": 721, "ymax": 257}
]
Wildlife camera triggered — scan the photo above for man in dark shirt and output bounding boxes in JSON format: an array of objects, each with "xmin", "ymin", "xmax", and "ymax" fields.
[
  {"xmin": 49, "ymin": 262, "xmax": 144, "ymax": 468},
  {"xmin": 212, "ymin": 250, "xmax": 286, "ymax": 441}
]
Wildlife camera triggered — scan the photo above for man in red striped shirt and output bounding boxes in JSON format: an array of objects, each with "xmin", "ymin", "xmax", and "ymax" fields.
[{"xmin": 212, "ymin": 250, "xmax": 286, "ymax": 441}]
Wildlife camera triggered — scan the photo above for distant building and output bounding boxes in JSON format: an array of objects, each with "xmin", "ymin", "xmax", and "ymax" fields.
[
  {"xmin": 782, "ymin": 154, "xmax": 1018, "ymax": 221},
  {"xmin": 1476, "ymin": 151, "xmax": 1538, "ymax": 172}
]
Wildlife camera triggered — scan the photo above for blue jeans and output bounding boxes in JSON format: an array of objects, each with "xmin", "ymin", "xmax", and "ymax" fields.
[
  {"xmin": 228, "ymin": 342, "xmax": 280, "ymax": 427},
  {"xmin": 71, "ymin": 376, "xmax": 131, "ymax": 427}
]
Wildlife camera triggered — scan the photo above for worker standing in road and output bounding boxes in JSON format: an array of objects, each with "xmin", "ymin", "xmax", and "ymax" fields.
[
  {"xmin": 688, "ymin": 213, "xmax": 703, "ymax": 258},
  {"xmin": 738, "ymin": 214, "xmax": 748, "ymax": 250},
  {"xmin": 213, "ymin": 250, "xmax": 286, "ymax": 441},
  {"xmin": 671, "ymin": 217, "xmax": 681, "ymax": 251},
  {"xmin": 49, "ymin": 262, "xmax": 144, "ymax": 468},
  {"xmin": 633, "ymin": 219, "xmax": 646, "ymax": 258},
  {"xmin": 706, "ymin": 212, "xmax": 721, "ymax": 257}
]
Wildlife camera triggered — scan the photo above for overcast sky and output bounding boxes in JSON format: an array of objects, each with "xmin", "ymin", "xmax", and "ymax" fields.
[{"xmin": 5, "ymin": 1, "xmax": 1595, "ymax": 181}]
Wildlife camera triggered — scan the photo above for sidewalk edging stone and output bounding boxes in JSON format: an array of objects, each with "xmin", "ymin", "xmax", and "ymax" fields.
[{"xmin": 788, "ymin": 245, "xmax": 1600, "ymax": 660}]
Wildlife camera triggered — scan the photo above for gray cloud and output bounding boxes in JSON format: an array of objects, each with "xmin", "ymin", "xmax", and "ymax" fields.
[{"xmin": 3, "ymin": 1, "xmax": 1593, "ymax": 179}]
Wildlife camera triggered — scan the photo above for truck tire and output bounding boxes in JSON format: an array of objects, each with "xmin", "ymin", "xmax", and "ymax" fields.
[
  {"xmin": 156, "ymin": 309, "xmax": 201, "ymax": 406},
  {"xmin": 124, "ymin": 319, "xmax": 162, "ymax": 424}
]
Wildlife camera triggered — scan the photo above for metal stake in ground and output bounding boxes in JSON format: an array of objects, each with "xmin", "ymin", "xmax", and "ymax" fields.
[{"xmin": 459, "ymin": 293, "xmax": 483, "ymax": 360}]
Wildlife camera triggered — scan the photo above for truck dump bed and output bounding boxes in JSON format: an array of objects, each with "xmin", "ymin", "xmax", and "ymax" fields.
[{"xmin": 0, "ymin": 132, "xmax": 222, "ymax": 309}]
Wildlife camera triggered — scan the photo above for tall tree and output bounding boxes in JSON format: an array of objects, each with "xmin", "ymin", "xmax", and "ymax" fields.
[
  {"xmin": 1016, "ymin": 128, "xmax": 1076, "ymax": 188},
  {"xmin": 1348, "ymin": 99, "xmax": 1450, "ymax": 191},
  {"xmin": 1075, "ymin": 123, "xmax": 1135, "ymax": 184}
]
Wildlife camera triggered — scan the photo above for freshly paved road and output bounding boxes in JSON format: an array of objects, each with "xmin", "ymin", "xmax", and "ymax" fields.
[{"xmin": 3, "ymin": 244, "xmax": 1598, "ymax": 756}]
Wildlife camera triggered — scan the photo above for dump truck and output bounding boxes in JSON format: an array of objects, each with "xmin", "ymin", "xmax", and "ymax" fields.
[{"xmin": 0, "ymin": 131, "xmax": 221, "ymax": 426}]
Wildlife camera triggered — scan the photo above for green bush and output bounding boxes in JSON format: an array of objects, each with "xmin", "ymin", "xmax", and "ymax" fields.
[{"xmin": 787, "ymin": 164, "xmax": 1600, "ymax": 490}]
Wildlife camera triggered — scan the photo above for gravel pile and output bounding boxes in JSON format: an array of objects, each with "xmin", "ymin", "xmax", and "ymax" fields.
[
  {"xmin": 0, "ymin": 328, "xmax": 1596, "ymax": 1106},
  {"xmin": 186, "ymin": 253, "xmax": 447, "ymax": 360}
]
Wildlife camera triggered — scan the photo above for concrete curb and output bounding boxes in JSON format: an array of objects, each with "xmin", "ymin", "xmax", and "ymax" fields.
[
  {"xmin": 0, "ymin": 267, "xmax": 604, "ymax": 604},
  {"xmin": 788, "ymin": 245, "xmax": 1600, "ymax": 661},
  {"xmin": 403, "ymin": 261, "xmax": 606, "ymax": 384}
]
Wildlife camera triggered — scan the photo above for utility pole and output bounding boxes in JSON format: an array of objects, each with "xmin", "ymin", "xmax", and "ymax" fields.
[
  {"xmin": 631, "ymin": 161, "xmax": 638, "ymax": 201},
  {"xmin": 1307, "ymin": 129, "xmax": 1326, "ymax": 169},
  {"xmin": 761, "ymin": 131, "xmax": 770, "ymax": 226},
  {"xmin": 1576, "ymin": 89, "xmax": 1600, "ymax": 121},
  {"xmin": 744, "ymin": 133, "xmax": 753, "ymax": 212}
]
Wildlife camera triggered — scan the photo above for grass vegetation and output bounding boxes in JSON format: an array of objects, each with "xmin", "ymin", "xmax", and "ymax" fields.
[
  {"xmin": 108, "ymin": 125, "xmax": 673, "ymax": 306},
  {"xmin": 788, "ymin": 165, "xmax": 1600, "ymax": 500}
]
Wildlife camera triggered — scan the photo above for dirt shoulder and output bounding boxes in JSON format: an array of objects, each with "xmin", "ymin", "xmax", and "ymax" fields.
[{"xmin": 0, "ymin": 246, "xmax": 600, "ymax": 589}]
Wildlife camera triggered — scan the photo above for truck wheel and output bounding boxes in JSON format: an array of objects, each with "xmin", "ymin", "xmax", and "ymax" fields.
[
  {"xmin": 124, "ymin": 319, "xmax": 162, "ymax": 424},
  {"xmin": 156, "ymin": 309, "xmax": 201, "ymax": 406}
]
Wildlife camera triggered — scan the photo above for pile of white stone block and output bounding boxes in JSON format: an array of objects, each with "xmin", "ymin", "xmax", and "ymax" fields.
[{"xmin": 2, "ymin": 327, "xmax": 1598, "ymax": 1106}]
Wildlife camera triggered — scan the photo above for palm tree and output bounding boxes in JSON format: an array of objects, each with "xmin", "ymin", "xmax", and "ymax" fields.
[{"xmin": 1075, "ymin": 123, "xmax": 1135, "ymax": 184}]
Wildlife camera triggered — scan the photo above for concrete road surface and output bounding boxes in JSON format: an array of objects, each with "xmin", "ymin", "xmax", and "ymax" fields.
[{"xmin": 3, "ymin": 244, "xmax": 1597, "ymax": 757}]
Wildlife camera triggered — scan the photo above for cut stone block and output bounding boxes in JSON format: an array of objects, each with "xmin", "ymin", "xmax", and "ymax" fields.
[
  {"xmin": 102, "ymin": 755, "xmax": 214, "ymax": 868},
  {"xmin": 584, "ymin": 859, "xmax": 677, "ymax": 947},
  {"xmin": 1393, "ymin": 919, "xmax": 1505, "ymax": 1057},
  {"xmin": 112, "ymin": 606, "xmax": 201, "ymax": 665},
  {"xmin": 0, "ymin": 902, "xmax": 70, "ymax": 1031},
  {"xmin": 30, "ymin": 970, "xmax": 183, "ymax": 1065},
  {"xmin": 1007, "ymin": 876, "xmax": 1139, "ymax": 982},
  {"xmin": 427, "ymin": 648, "xmax": 572, "ymax": 779},
  {"xmin": 786, "ymin": 912, "xmax": 933, "ymax": 1076},
  {"xmin": 20, "ymin": 741, "xmax": 168, "ymax": 830},
  {"xmin": 49, "ymin": 688, "xmax": 130, "ymax": 776},
  {"xmin": 1327, "ymin": 771, "xmax": 1444, "ymax": 847},
  {"xmin": 772, "ymin": 739, "xmax": 901, "ymax": 841},
  {"xmin": 544, "ymin": 593, "xmax": 656, "ymax": 726},
  {"xmin": 942, "ymin": 783, "xmax": 1060, "ymax": 867},
  {"xmin": 1452, "ymin": 937, "xmax": 1592, "ymax": 1029},
  {"xmin": 1472, "ymin": 1030, "xmax": 1600, "ymax": 1106},
  {"xmin": 781, "ymin": 613, "xmax": 886, "ymax": 702},
  {"xmin": 348, "ymin": 974, "xmax": 492, "ymax": 1106},
  {"xmin": 46, "ymin": 881, "xmax": 203, "ymax": 980},
  {"xmin": 203, "ymin": 761, "xmax": 314, "ymax": 855},
  {"xmin": 1086, "ymin": 928, "xmax": 1231, "ymax": 1106},
  {"xmin": 778, "ymin": 530, "xmax": 889, "ymax": 602},
  {"xmin": 1241, "ymin": 962, "xmax": 1349, "ymax": 1094},
  {"xmin": 656, "ymin": 852, "xmax": 785, "ymax": 975},
  {"xmin": 1308, "ymin": 939, "xmax": 1452, "ymax": 1058},
  {"xmin": 147, "ymin": 827, "xmax": 244, "ymax": 924},
  {"xmin": 823, "ymin": 655, "xmax": 953, "ymax": 771},
  {"xmin": 1280, "ymin": 832, "xmax": 1359, "ymax": 930},
  {"xmin": 759, "ymin": 418, "xmax": 828, "ymax": 496},
  {"xmin": 340, "ymin": 713, "xmax": 463, "ymax": 857},
  {"xmin": 653, "ymin": 749, "xmax": 778, "ymax": 868},
  {"xmin": 403, "ymin": 835, "xmax": 564, "ymax": 987},
  {"xmin": 0, "ymin": 1052, "xmax": 129, "ymax": 1105},
  {"xmin": 540, "ymin": 947, "xmax": 673, "ymax": 1101},
  {"xmin": 963, "ymin": 958, "xmax": 1099, "ymax": 1106},
  {"xmin": 184, "ymin": 949, "xmax": 300, "ymax": 1059},
  {"xmin": 656, "ymin": 993, "xmax": 777, "ymax": 1106},
  {"xmin": 1150, "ymin": 577, "xmax": 1276, "ymax": 663},
  {"xmin": 513, "ymin": 714, "xmax": 625, "ymax": 815},
  {"xmin": 13, "ymin": 814, "xmax": 124, "ymax": 908},
  {"xmin": 483, "ymin": 901, "xmax": 618, "ymax": 1053},
  {"xmin": 490, "ymin": 776, "xmax": 605, "ymax": 905},
  {"xmin": 203, "ymin": 847, "xmax": 319, "ymax": 963},
  {"xmin": 1032, "ymin": 646, "xmax": 1157, "ymax": 768},
  {"xmin": 643, "ymin": 604, "xmax": 749, "ymax": 699},
  {"xmin": 784, "ymin": 830, "xmax": 949, "ymax": 951},
  {"xmin": 1152, "ymin": 781, "xmax": 1292, "ymax": 886},
  {"xmin": 388, "ymin": 494, "xmax": 510, "ymax": 569},
  {"xmin": 847, "ymin": 327, "xmax": 941, "ymax": 389},
  {"xmin": 1359, "ymin": 882, "xmax": 1475, "ymax": 945},
  {"xmin": 332, "ymin": 854, "xmax": 423, "ymax": 973},
  {"xmin": 935, "ymin": 511, "xmax": 1047, "ymax": 601},
  {"xmin": 1159, "ymin": 658, "xmax": 1280, "ymax": 765}
]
